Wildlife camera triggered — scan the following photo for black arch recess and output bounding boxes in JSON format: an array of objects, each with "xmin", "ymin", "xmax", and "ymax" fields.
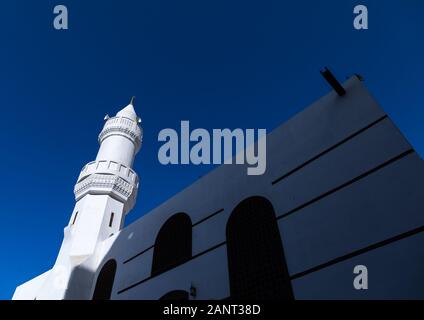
[
  {"xmin": 92, "ymin": 259, "xmax": 117, "ymax": 300},
  {"xmin": 159, "ymin": 290, "xmax": 189, "ymax": 301},
  {"xmin": 226, "ymin": 196, "xmax": 294, "ymax": 300},
  {"xmin": 151, "ymin": 212, "xmax": 192, "ymax": 276}
]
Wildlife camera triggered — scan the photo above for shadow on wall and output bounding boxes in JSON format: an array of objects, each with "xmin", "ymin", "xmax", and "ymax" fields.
[
  {"xmin": 64, "ymin": 264, "xmax": 96, "ymax": 300},
  {"xmin": 65, "ymin": 259, "xmax": 118, "ymax": 300}
]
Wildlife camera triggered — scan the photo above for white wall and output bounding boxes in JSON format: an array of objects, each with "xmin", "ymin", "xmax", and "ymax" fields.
[{"xmin": 94, "ymin": 76, "xmax": 423, "ymax": 300}]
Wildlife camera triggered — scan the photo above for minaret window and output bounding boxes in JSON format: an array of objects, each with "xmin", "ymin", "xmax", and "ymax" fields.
[
  {"xmin": 71, "ymin": 212, "xmax": 78, "ymax": 225},
  {"xmin": 109, "ymin": 212, "xmax": 115, "ymax": 227},
  {"xmin": 151, "ymin": 213, "xmax": 192, "ymax": 276}
]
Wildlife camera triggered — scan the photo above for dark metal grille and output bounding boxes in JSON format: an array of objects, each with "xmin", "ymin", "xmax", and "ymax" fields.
[
  {"xmin": 226, "ymin": 197, "xmax": 294, "ymax": 300},
  {"xmin": 151, "ymin": 213, "xmax": 192, "ymax": 276}
]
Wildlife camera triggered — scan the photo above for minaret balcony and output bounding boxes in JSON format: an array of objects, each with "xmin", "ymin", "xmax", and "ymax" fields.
[
  {"xmin": 74, "ymin": 173, "xmax": 136, "ymax": 203},
  {"xmin": 74, "ymin": 160, "xmax": 139, "ymax": 211},
  {"xmin": 98, "ymin": 116, "xmax": 142, "ymax": 151},
  {"xmin": 77, "ymin": 160, "xmax": 138, "ymax": 186}
]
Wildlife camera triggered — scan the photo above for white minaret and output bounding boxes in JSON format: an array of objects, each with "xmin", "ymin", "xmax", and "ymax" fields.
[
  {"xmin": 69, "ymin": 96, "xmax": 142, "ymax": 261},
  {"xmin": 13, "ymin": 98, "xmax": 143, "ymax": 300}
]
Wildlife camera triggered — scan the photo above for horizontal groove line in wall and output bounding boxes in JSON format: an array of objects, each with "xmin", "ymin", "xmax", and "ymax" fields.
[
  {"xmin": 117, "ymin": 241, "xmax": 227, "ymax": 295},
  {"xmin": 192, "ymin": 208, "xmax": 225, "ymax": 227},
  {"xmin": 123, "ymin": 245, "xmax": 154, "ymax": 264},
  {"xmin": 276, "ymin": 149, "xmax": 414, "ymax": 221},
  {"xmin": 272, "ymin": 115, "xmax": 389, "ymax": 186},
  {"xmin": 290, "ymin": 225, "xmax": 424, "ymax": 280}
]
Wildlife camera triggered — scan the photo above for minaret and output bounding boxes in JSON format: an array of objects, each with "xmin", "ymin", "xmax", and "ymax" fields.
[
  {"xmin": 71, "ymin": 96, "xmax": 142, "ymax": 258},
  {"xmin": 30, "ymin": 98, "xmax": 143, "ymax": 299}
]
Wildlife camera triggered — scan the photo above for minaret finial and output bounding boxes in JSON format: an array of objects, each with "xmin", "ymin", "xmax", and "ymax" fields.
[{"xmin": 130, "ymin": 96, "xmax": 136, "ymax": 106}]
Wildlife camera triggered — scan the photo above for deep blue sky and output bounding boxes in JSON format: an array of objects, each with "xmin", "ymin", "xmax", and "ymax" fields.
[{"xmin": 0, "ymin": 0, "xmax": 422, "ymax": 299}]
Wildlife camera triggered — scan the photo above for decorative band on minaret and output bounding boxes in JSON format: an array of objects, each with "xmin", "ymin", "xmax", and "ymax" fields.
[{"xmin": 74, "ymin": 97, "xmax": 143, "ymax": 214}]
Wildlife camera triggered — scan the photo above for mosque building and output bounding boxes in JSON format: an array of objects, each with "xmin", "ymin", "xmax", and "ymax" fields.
[{"xmin": 13, "ymin": 73, "xmax": 424, "ymax": 300}]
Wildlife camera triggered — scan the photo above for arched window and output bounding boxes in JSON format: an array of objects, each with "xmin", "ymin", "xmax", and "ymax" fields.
[
  {"xmin": 226, "ymin": 196, "xmax": 294, "ymax": 300},
  {"xmin": 151, "ymin": 213, "xmax": 192, "ymax": 276},
  {"xmin": 159, "ymin": 290, "xmax": 189, "ymax": 301},
  {"xmin": 92, "ymin": 259, "xmax": 117, "ymax": 300}
]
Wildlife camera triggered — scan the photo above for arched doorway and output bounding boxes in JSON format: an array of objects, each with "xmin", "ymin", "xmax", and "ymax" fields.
[
  {"xmin": 92, "ymin": 259, "xmax": 117, "ymax": 300},
  {"xmin": 151, "ymin": 213, "xmax": 192, "ymax": 276},
  {"xmin": 226, "ymin": 196, "xmax": 293, "ymax": 300}
]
